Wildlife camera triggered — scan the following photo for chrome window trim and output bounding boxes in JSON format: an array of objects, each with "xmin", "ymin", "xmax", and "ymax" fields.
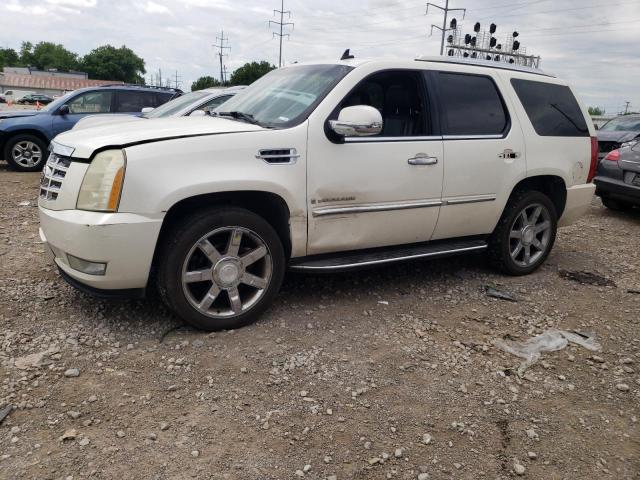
[
  {"xmin": 442, "ymin": 134, "xmax": 505, "ymax": 140},
  {"xmin": 345, "ymin": 135, "xmax": 443, "ymax": 143},
  {"xmin": 312, "ymin": 199, "xmax": 442, "ymax": 217}
]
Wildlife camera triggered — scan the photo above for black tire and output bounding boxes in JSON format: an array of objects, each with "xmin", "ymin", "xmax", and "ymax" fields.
[
  {"xmin": 4, "ymin": 134, "xmax": 48, "ymax": 172},
  {"xmin": 601, "ymin": 197, "xmax": 633, "ymax": 212},
  {"xmin": 488, "ymin": 190, "xmax": 558, "ymax": 276},
  {"xmin": 156, "ymin": 207, "xmax": 285, "ymax": 331}
]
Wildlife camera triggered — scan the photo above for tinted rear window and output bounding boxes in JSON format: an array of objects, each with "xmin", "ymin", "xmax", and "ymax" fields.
[
  {"xmin": 511, "ymin": 79, "xmax": 588, "ymax": 137},
  {"xmin": 438, "ymin": 72, "xmax": 508, "ymax": 136}
]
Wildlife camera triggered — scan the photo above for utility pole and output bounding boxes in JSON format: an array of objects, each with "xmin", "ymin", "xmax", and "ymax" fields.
[
  {"xmin": 624, "ymin": 101, "xmax": 631, "ymax": 115},
  {"xmin": 158, "ymin": 68, "xmax": 162, "ymax": 88},
  {"xmin": 270, "ymin": 0, "xmax": 294, "ymax": 68},
  {"xmin": 213, "ymin": 31, "xmax": 230, "ymax": 84},
  {"xmin": 223, "ymin": 65, "xmax": 230, "ymax": 85},
  {"xmin": 427, "ymin": 1, "xmax": 466, "ymax": 56},
  {"xmin": 173, "ymin": 70, "xmax": 182, "ymax": 90}
]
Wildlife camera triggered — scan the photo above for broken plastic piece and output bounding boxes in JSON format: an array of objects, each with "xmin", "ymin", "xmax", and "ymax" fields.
[
  {"xmin": 0, "ymin": 404, "xmax": 12, "ymax": 425},
  {"xmin": 484, "ymin": 286, "xmax": 517, "ymax": 302},
  {"xmin": 493, "ymin": 329, "xmax": 601, "ymax": 376}
]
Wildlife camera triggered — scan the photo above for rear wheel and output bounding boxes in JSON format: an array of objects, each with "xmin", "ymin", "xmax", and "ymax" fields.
[
  {"xmin": 4, "ymin": 134, "xmax": 48, "ymax": 172},
  {"xmin": 602, "ymin": 197, "xmax": 633, "ymax": 212},
  {"xmin": 488, "ymin": 190, "xmax": 558, "ymax": 276},
  {"xmin": 156, "ymin": 207, "xmax": 285, "ymax": 331}
]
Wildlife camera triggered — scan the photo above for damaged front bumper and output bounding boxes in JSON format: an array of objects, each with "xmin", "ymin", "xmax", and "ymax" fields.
[{"xmin": 38, "ymin": 207, "xmax": 163, "ymax": 291}]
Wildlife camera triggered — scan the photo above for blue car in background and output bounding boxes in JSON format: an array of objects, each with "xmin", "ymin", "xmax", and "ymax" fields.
[{"xmin": 0, "ymin": 85, "xmax": 181, "ymax": 171}]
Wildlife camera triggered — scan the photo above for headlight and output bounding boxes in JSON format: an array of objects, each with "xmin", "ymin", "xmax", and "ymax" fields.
[{"xmin": 77, "ymin": 149, "xmax": 126, "ymax": 212}]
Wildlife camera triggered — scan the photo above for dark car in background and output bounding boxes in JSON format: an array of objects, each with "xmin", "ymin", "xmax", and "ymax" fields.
[
  {"xmin": 594, "ymin": 141, "xmax": 640, "ymax": 211},
  {"xmin": 596, "ymin": 114, "xmax": 640, "ymax": 160},
  {"xmin": 17, "ymin": 94, "xmax": 55, "ymax": 105},
  {"xmin": 0, "ymin": 85, "xmax": 181, "ymax": 171}
]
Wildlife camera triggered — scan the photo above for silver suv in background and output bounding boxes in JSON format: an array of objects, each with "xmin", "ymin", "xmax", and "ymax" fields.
[{"xmin": 73, "ymin": 86, "xmax": 245, "ymax": 131}]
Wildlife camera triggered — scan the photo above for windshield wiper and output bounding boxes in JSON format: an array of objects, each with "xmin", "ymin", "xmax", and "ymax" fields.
[{"xmin": 214, "ymin": 111, "xmax": 260, "ymax": 125}]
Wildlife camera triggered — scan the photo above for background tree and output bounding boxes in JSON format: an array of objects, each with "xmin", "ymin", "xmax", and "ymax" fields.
[
  {"xmin": 80, "ymin": 45, "xmax": 145, "ymax": 83},
  {"xmin": 588, "ymin": 106, "xmax": 605, "ymax": 116},
  {"xmin": 229, "ymin": 61, "xmax": 276, "ymax": 86},
  {"xmin": 29, "ymin": 42, "xmax": 79, "ymax": 71},
  {"xmin": 191, "ymin": 76, "xmax": 221, "ymax": 91},
  {"xmin": 0, "ymin": 47, "xmax": 20, "ymax": 70},
  {"xmin": 18, "ymin": 41, "xmax": 35, "ymax": 66}
]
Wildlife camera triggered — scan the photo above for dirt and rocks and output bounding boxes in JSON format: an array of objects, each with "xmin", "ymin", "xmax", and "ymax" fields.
[{"xmin": 0, "ymin": 165, "xmax": 638, "ymax": 479}]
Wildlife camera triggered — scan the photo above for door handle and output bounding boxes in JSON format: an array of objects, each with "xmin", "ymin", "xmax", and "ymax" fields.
[
  {"xmin": 408, "ymin": 154, "xmax": 438, "ymax": 166},
  {"xmin": 499, "ymin": 149, "xmax": 521, "ymax": 159}
]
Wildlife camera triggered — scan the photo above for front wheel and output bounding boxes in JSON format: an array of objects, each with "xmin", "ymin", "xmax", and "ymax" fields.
[
  {"xmin": 156, "ymin": 207, "xmax": 285, "ymax": 331},
  {"xmin": 4, "ymin": 134, "xmax": 48, "ymax": 172},
  {"xmin": 488, "ymin": 190, "xmax": 558, "ymax": 276}
]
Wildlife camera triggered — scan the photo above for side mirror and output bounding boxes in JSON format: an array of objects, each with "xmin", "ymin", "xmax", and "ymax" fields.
[
  {"xmin": 329, "ymin": 105, "xmax": 383, "ymax": 137},
  {"xmin": 58, "ymin": 105, "xmax": 70, "ymax": 116},
  {"xmin": 141, "ymin": 107, "xmax": 154, "ymax": 114},
  {"xmin": 189, "ymin": 109, "xmax": 207, "ymax": 117}
]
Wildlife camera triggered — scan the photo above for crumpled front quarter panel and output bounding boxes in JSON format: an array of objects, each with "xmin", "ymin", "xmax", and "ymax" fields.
[{"xmin": 118, "ymin": 124, "xmax": 309, "ymax": 257}]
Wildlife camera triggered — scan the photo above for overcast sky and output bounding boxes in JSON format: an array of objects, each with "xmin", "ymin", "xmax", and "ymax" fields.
[{"xmin": 2, "ymin": 0, "xmax": 639, "ymax": 113}]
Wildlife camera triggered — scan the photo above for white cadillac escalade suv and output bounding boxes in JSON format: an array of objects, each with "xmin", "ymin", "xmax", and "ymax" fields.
[{"xmin": 39, "ymin": 56, "xmax": 597, "ymax": 331}]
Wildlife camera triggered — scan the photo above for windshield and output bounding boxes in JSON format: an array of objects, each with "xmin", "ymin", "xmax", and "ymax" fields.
[
  {"xmin": 600, "ymin": 116, "xmax": 640, "ymax": 132},
  {"xmin": 215, "ymin": 64, "xmax": 353, "ymax": 128},
  {"xmin": 145, "ymin": 90, "xmax": 211, "ymax": 118},
  {"xmin": 41, "ymin": 91, "xmax": 75, "ymax": 112}
]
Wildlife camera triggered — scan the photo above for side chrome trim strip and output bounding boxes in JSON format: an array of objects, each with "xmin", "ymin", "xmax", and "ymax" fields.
[
  {"xmin": 290, "ymin": 244, "xmax": 488, "ymax": 271},
  {"xmin": 444, "ymin": 195, "xmax": 497, "ymax": 206},
  {"xmin": 312, "ymin": 200, "xmax": 442, "ymax": 217},
  {"xmin": 345, "ymin": 136, "xmax": 443, "ymax": 143}
]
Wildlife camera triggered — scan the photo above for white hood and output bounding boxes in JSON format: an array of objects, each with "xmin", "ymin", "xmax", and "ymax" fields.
[{"xmin": 55, "ymin": 117, "xmax": 265, "ymax": 159}]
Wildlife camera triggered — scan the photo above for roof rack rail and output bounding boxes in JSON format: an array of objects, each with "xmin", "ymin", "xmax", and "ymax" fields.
[
  {"xmin": 98, "ymin": 83, "xmax": 184, "ymax": 93},
  {"xmin": 415, "ymin": 56, "xmax": 554, "ymax": 77}
]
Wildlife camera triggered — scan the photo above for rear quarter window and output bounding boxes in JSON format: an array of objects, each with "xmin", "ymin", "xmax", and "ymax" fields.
[
  {"xmin": 511, "ymin": 79, "xmax": 589, "ymax": 137},
  {"xmin": 437, "ymin": 72, "xmax": 509, "ymax": 136}
]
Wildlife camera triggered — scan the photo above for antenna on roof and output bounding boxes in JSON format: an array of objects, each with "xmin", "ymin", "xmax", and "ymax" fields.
[{"xmin": 340, "ymin": 49, "xmax": 355, "ymax": 60}]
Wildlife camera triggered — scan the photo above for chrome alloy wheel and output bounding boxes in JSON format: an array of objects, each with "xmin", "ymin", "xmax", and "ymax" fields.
[
  {"xmin": 12, "ymin": 141, "xmax": 43, "ymax": 168},
  {"xmin": 181, "ymin": 227, "xmax": 272, "ymax": 319},
  {"xmin": 509, "ymin": 203, "xmax": 552, "ymax": 268}
]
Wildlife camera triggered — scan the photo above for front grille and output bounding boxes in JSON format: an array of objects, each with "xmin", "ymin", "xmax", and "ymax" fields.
[{"xmin": 40, "ymin": 153, "xmax": 71, "ymax": 201}]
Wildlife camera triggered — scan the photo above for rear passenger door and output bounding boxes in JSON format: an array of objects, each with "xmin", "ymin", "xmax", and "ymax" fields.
[{"xmin": 430, "ymin": 70, "xmax": 527, "ymax": 240}]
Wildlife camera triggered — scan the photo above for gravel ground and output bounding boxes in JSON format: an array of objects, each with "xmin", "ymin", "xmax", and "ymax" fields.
[{"xmin": 1, "ymin": 164, "xmax": 638, "ymax": 480}]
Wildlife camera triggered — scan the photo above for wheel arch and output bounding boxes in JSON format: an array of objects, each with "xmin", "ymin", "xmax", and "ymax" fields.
[
  {"xmin": 510, "ymin": 175, "xmax": 567, "ymax": 218},
  {"xmin": 2, "ymin": 129, "xmax": 51, "ymax": 154},
  {"xmin": 151, "ymin": 190, "xmax": 293, "ymax": 275}
]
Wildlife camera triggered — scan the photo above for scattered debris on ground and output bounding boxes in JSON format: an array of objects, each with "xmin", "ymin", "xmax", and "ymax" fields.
[
  {"xmin": 1, "ymin": 169, "xmax": 638, "ymax": 479},
  {"xmin": 559, "ymin": 269, "xmax": 616, "ymax": 287}
]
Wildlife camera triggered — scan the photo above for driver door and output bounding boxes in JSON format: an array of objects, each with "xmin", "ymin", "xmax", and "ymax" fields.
[
  {"xmin": 52, "ymin": 90, "xmax": 114, "ymax": 136},
  {"xmin": 306, "ymin": 69, "xmax": 444, "ymax": 255}
]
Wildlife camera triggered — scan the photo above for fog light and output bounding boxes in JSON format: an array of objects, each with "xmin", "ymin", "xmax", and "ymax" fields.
[{"xmin": 66, "ymin": 254, "xmax": 107, "ymax": 276}]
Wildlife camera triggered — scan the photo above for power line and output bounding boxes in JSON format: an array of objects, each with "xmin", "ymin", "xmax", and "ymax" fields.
[
  {"xmin": 213, "ymin": 30, "xmax": 230, "ymax": 84},
  {"xmin": 427, "ymin": 1, "xmax": 467, "ymax": 56},
  {"xmin": 270, "ymin": 0, "xmax": 294, "ymax": 68}
]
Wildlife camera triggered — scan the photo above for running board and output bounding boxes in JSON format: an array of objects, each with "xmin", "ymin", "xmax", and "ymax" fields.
[{"xmin": 289, "ymin": 238, "xmax": 487, "ymax": 272}]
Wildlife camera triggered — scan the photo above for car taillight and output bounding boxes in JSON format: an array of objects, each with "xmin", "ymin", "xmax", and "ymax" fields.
[
  {"xmin": 604, "ymin": 149, "xmax": 620, "ymax": 163},
  {"xmin": 587, "ymin": 136, "xmax": 598, "ymax": 182}
]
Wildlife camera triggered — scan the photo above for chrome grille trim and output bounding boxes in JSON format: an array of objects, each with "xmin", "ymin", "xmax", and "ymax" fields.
[{"xmin": 40, "ymin": 153, "xmax": 71, "ymax": 202}]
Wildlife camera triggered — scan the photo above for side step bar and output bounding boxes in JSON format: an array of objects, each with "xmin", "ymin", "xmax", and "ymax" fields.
[{"xmin": 289, "ymin": 238, "xmax": 487, "ymax": 272}]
